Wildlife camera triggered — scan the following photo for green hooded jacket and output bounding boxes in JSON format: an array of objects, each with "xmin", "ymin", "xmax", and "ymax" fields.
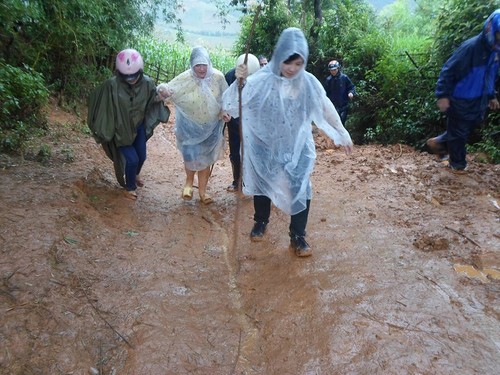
[{"xmin": 87, "ymin": 73, "xmax": 170, "ymax": 186}]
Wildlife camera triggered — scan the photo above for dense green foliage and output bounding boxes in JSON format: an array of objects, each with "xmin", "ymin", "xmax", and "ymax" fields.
[
  {"xmin": 0, "ymin": 0, "xmax": 175, "ymax": 153},
  {"xmin": 233, "ymin": 0, "xmax": 499, "ymax": 162},
  {"xmin": 233, "ymin": 1, "xmax": 299, "ymax": 59},
  {"xmin": 0, "ymin": 0, "xmax": 164, "ymax": 98},
  {"xmin": 0, "ymin": 60, "xmax": 49, "ymax": 154}
]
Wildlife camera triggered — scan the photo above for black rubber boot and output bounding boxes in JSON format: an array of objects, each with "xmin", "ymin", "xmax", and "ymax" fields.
[
  {"xmin": 227, "ymin": 162, "xmax": 240, "ymax": 192},
  {"xmin": 289, "ymin": 233, "xmax": 312, "ymax": 257},
  {"xmin": 250, "ymin": 221, "xmax": 267, "ymax": 242}
]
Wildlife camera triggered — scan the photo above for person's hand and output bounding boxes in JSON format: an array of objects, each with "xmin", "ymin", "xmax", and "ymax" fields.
[
  {"xmin": 220, "ymin": 111, "xmax": 231, "ymax": 122},
  {"xmin": 348, "ymin": 92, "xmax": 354, "ymax": 100},
  {"xmin": 489, "ymin": 98, "xmax": 500, "ymax": 110},
  {"xmin": 437, "ymin": 98, "xmax": 450, "ymax": 112},
  {"xmin": 344, "ymin": 143, "xmax": 354, "ymax": 155},
  {"xmin": 157, "ymin": 84, "xmax": 173, "ymax": 100},
  {"xmin": 235, "ymin": 64, "xmax": 248, "ymax": 81}
]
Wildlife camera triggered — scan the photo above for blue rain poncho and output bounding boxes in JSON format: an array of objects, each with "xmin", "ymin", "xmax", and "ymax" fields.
[
  {"xmin": 159, "ymin": 46, "xmax": 228, "ymax": 171},
  {"xmin": 223, "ymin": 28, "xmax": 353, "ymax": 215}
]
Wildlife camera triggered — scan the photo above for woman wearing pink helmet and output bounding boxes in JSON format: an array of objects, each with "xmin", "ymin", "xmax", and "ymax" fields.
[{"xmin": 88, "ymin": 49, "xmax": 169, "ymax": 200}]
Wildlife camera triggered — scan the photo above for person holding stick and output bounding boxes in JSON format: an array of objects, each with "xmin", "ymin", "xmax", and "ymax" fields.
[
  {"xmin": 224, "ymin": 53, "xmax": 260, "ymax": 192},
  {"xmin": 223, "ymin": 27, "xmax": 353, "ymax": 257}
]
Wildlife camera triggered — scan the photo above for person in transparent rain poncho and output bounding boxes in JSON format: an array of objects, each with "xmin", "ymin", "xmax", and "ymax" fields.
[
  {"xmin": 157, "ymin": 46, "xmax": 228, "ymax": 204},
  {"xmin": 223, "ymin": 27, "xmax": 354, "ymax": 257}
]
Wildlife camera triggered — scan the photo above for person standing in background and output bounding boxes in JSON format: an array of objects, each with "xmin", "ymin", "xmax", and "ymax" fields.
[
  {"xmin": 258, "ymin": 55, "xmax": 268, "ymax": 67},
  {"xmin": 323, "ymin": 60, "xmax": 356, "ymax": 126}
]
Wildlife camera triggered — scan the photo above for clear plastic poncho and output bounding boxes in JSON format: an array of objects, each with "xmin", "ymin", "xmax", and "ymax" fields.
[
  {"xmin": 163, "ymin": 46, "xmax": 227, "ymax": 170},
  {"xmin": 222, "ymin": 28, "xmax": 353, "ymax": 215}
]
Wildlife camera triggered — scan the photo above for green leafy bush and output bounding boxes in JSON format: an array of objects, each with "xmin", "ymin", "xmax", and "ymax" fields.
[
  {"xmin": 469, "ymin": 115, "xmax": 500, "ymax": 164},
  {"xmin": 0, "ymin": 60, "xmax": 49, "ymax": 154},
  {"xmin": 234, "ymin": 2, "xmax": 299, "ymax": 59}
]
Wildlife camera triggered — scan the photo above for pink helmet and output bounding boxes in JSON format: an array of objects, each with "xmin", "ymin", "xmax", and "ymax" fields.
[{"xmin": 115, "ymin": 49, "xmax": 144, "ymax": 75}]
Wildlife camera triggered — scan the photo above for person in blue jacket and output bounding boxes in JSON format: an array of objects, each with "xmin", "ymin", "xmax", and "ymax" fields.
[
  {"xmin": 323, "ymin": 60, "xmax": 356, "ymax": 126},
  {"xmin": 427, "ymin": 10, "xmax": 500, "ymax": 173}
]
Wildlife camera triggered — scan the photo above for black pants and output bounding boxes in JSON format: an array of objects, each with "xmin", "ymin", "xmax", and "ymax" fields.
[
  {"xmin": 336, "ymin": 105, "xmax": 349, "ymax": 126},
  {"xmin": 434, "ymin": 115, "xmax": 481, "ymax": 170},
  {"xmin": 253, "ymin": 195, "xmax": 311, "ymax": 237},
  {"xmin": 226, "ymin": 118, "xmax": 241, "ymax": 183}
]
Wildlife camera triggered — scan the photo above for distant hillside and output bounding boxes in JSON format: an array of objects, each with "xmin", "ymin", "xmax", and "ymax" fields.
[
  {"xmin": 154, "ymin": 0, "xmax": 396, "ymax": 49},
  {"xmin": 370, "ymin": 0, "xmax": 395, "ymax": 10},
  {"xmin": 154, "ymin": 0, "xmax": 240, "ymax": 49}
]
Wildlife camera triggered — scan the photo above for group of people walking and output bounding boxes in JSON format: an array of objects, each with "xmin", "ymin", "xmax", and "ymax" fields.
[
  {"xmin": 87, "ymin": 9, "xmax": 500, "ymax": 257},
  {"xmin": 88, "ymin": 27, "xmax": 353, "ymax": 258}
]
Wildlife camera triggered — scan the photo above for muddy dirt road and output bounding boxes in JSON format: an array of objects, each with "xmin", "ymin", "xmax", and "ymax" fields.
[{"xmin": 1, "ymin": 105, "xmax": 499, "ymax": 374}]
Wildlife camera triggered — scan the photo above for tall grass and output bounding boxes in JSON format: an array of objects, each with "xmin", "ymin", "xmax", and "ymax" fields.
[{"xmin": 135, "ymin": 37, "xmax": 236, "ymax": 83}]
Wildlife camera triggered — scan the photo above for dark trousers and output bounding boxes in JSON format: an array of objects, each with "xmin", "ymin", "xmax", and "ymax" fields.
[
  {"xmin": 253, "ymin": 195, "xmax": 311, "ymax": 237},
  {"xmin": 435, "ymin": 115, "xmax": 481, "ymax": 169},
  {"xmin": 226, "ymin": 118, "xmax": 241, "ymax": 183},
  {"xmin": 336, "ymin": 105, "xmax": 349, "ymax": 125},
  {"xmin": 119, "ymin": 124, "xmax": 146, "ymax": 191}
]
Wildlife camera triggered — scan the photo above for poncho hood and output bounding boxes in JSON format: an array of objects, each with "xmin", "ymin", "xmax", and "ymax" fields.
[
  {"xmin": 269, "ymin": 27, "xmax": 309, "ymax": 77},
  {"xmin": 222, "ymin": 27, "xmax": 352, "ymax": 215},
  {"xmin": 190, "ymin": 46, "xmax": 215, "ymax": 80},
  {"xmin": 484, "ymin": 9, "xmax": 500, "ymax": 51}
]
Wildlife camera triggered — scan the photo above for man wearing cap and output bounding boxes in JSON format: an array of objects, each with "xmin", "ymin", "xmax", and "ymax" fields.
[
  {"xmin": 323, "ymin": 60, "xmax": 356, "ymax": 126},
  {"xmin": 258, "ymin": 55, "xmax": 268, "ymax": 68}
]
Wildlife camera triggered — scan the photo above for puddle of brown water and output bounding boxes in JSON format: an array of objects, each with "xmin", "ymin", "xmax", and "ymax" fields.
[{"xmin": 453, "ymin": 264, "xmax": 500, "ymax": 282}]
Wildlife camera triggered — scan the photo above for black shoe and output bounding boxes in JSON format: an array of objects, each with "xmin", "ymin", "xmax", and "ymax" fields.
[
  {"xmin": 250, "ymin": 221, "xmax": 267, "ymax": 242},
  {"xmin": 289, "ymin": 234, "xmax": 312, "ymax": 257},
  {"xmin": 226, "ymin": 181, "xmax": 238, "ymax": 192}
]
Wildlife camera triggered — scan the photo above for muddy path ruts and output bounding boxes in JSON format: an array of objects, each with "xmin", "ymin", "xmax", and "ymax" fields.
[{"xmin": 0, "ymin": 106, "xmax": 499, "ymax": 374}]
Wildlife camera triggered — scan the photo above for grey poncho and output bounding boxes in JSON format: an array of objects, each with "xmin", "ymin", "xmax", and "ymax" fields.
[
  {"xmin": 161, "ymin": 46, "xmax": 228, "ymax": 171},
  {"xmin": 223, "ymin": 28, "xmax": 353, "ymax": 215}
]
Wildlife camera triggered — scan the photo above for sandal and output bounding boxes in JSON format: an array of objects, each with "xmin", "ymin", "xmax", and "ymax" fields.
[
  {"xmin": 124, "ymin": 190, "xmax": 138, "ymax": 200},
  {"xmin": 200, "ymin": 194, "xmax": 213, "ymax": 205},
  {"xmin": 182, "ymin": 186, "xmax": 193, "ymax": 200}
]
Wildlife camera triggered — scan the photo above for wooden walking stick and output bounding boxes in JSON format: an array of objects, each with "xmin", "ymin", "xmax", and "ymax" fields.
[
  {"xmin": 237, "ymin": 4, "xmax": 261, "ymax": 193},
  {"xmin": 226, "ymin": 7, "xmax": 263, "ymax": 371},
  {"xmin": 230, "ymin": 4, "xmax": 261, "ymax": 273}
]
